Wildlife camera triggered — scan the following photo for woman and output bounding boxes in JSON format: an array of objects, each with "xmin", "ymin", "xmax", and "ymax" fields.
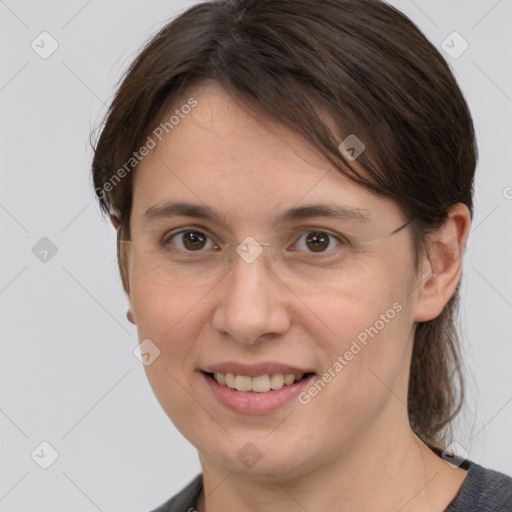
[{"xmin": 91, "ymin": 0, "xmax": 512, "ymax": 510}]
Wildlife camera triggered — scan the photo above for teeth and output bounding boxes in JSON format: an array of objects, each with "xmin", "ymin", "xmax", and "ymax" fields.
[
  {"xmin": 215, "ymin": 372, "xmax": 226, "ymax": 386},
  {"xmin": 212, "ymin": 372, "xmax": 306, "ymax": 392},
  {"xmin": 270, "ymin": 373, "xmax": 285, "ymax": 390},
  {"xmin": 284, "ymin": 374, "xmax": 295, "ymax": 385},
  {"xmin": 252, "ymin": 375, "xmax": 271, "ymax": 393},
  {"xmin": 225, "ymin": 373, "xmax": 236, "ymax": 388},
  {"xmin": 234, "ymin": 375, "xmax": 252, "ymax": 392}
]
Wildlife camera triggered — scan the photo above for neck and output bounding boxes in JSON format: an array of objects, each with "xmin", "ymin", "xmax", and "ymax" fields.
[{"xmin": 196, "ymin": 411, "xmax": 466, "ymax": 512}]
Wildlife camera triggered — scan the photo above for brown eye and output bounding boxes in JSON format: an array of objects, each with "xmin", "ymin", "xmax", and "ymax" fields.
[
  {"xmin": 164, "ymin": 230, "xmax": 215, "ymax": 251},
  {"xmin": 182, "ymin": 231, "xmax": 207, "ymax": 250},
  {"xmin": 305, "ymin": 232, "xmax": 331, "ymax": 252}
]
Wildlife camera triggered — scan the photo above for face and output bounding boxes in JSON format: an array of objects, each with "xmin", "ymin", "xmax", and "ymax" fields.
[{"xmin": 127, "ymin": 82, "xmax": 422, "ymax": 479}]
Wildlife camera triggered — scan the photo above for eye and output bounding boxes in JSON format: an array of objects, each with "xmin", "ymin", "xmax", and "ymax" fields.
[
  {"xmin": 291, "ymin": 231, "xmax": 343, "ymax": 253},
  {"xmin": 163, "ymin": 230, "xmax": 217, "ymax": 251}
]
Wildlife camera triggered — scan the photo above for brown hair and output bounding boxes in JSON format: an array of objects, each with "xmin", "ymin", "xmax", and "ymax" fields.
[{"xmin": 91, "ymin": 0, "xmax": 477, "ymax": 452}]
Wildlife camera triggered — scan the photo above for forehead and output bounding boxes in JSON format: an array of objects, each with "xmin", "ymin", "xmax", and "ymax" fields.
[{"xmin": 130, "ymin": 83, "xmax": 398, "ymax": 229}]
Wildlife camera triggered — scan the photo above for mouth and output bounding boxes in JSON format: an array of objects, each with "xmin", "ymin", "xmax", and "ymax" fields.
[
  {"xmin": 203, "ymin": 371, "xmax": 314, "ymax": 393},
  {"xmin": 200, "ymin": 369, "xmax": 316, "ymax": 414}
]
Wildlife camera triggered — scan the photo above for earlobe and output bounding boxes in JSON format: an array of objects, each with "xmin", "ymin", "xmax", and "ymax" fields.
[
  {"xmin": 413, "ymin": 203, "xmax": 471, "ymax": 322},
  {"xmin": 127, "ymin": 306, "xmax": 136, "ymax": 325},
  {"xmin": 110, "ymin": 213, "xmax": 121, "ymax": 230}
]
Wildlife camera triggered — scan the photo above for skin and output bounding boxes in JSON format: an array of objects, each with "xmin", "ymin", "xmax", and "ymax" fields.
[{"xmin": 114, "ymin": 81, "xmax": 471, "ymax": 511}]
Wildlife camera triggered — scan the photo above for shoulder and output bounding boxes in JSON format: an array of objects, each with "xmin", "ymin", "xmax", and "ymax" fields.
[
  {"xmin": 149, "ymin": 474, "xmax": 203, "ymax": 512},
  {"xmin": 445, "ymin": 460, "xmax": 512, "ymax": 511}
]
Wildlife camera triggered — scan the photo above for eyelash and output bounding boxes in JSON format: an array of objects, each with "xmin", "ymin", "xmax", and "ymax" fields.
[{"xmin": 161, "ymin": 228, "xmax": 347, "ymax": 255}]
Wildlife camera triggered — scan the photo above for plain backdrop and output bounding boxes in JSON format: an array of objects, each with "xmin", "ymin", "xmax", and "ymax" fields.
[{"xmin": 1, "ymin": 0, "xmax": 511, "ymax": 510}]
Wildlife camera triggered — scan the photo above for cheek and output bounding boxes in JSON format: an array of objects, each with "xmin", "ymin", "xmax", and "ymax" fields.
[
  {"xmin": 130, "ymin": 277, "xmax": 207, "ymax": 342},
  {"xmin": 301, "ymin": 268, "xmax": 412, "ymax": 409},
  {"xmin": 129, "ymin": 277, "xmax": 210, "ymax": 390},
  {"xmin": 129, "ymin": 278, "xmax": 216, "ymax": 436}
]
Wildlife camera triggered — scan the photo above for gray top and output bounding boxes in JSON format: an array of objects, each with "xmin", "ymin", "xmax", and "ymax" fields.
[{"xmin": 150, "ymin": 460, "xmax": 512, "ymax": 511}]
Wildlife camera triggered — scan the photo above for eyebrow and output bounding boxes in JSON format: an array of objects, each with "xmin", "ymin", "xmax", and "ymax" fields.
[{"xmin": 143, "ymin": 201, "xmax": 371, "ymax": 227}]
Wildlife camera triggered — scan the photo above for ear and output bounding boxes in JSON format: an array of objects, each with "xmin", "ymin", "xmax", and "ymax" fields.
[
  {"xmin": 110, "ymin": 214, "xmax": 121, "ymax": 230},
  {"xmin": 126, "ymin": 306, "xmax": 136, "ymax": 325},
  {"xmin": 413, "ymin": 203, "xmax": 471, "ymax": 322}
]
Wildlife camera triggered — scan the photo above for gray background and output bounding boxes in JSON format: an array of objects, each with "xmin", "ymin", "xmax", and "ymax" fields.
[{"xmin": 1, "ymin": 0, "xmax": 511, "ymax": 510}]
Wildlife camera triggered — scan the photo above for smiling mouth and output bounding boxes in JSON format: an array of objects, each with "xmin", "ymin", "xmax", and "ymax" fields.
[{"xmin": 203, "ymin": 371, "xmax": 314, "ymax": 393}]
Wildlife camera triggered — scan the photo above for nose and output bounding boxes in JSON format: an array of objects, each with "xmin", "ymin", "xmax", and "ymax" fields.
[{"xmin": 211, "ymin": 243, "xmax": 291, "ymax": 345}]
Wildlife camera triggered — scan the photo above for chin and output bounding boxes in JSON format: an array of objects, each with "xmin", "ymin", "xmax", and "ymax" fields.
[{"xmin": 196, "ymin": 430, "xmax": 320, "ymax": 481}]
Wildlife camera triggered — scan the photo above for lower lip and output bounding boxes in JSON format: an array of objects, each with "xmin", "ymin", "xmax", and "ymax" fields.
[{"xmin": 201, "ymin": 372, "xmax": 315, "ymax": 414}]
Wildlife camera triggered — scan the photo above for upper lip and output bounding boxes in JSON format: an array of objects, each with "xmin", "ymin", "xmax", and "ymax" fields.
[{"xmin": 202, "ymin": 362, "xmax": 315, "ymax": 377}]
